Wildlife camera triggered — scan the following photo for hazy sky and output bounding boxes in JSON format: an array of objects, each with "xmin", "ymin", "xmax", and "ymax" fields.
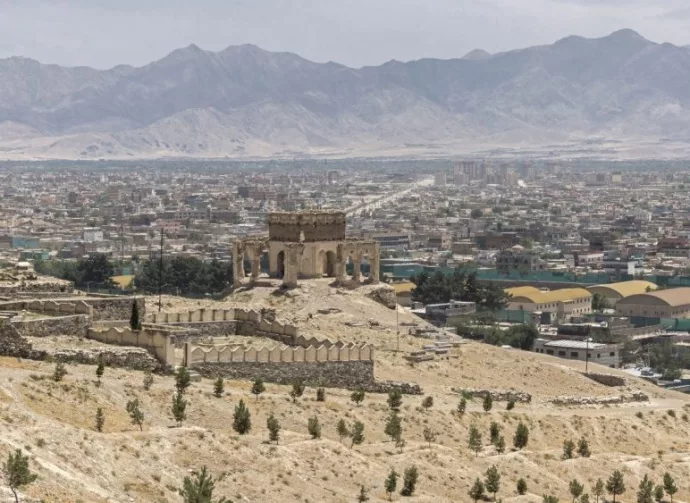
[{"xmin": 2, "ymin": 0, "xmax": 690, "ymax": 68}]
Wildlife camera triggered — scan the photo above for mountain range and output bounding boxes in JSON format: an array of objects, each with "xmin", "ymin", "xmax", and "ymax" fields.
[{"xmin": 2, "ymin": 29, "xmax": 690, "ymax": 160}]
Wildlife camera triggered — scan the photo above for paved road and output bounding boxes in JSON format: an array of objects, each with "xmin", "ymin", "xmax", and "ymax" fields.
[{"xmin": 345, "ymin": 176, "xmax": 434, "ymax": 217}]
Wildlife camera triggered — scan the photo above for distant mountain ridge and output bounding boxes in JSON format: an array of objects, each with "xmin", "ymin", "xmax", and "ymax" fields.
[{"xmin": 2, "ymin": 29, "xmax": 690, "ymax": 159}]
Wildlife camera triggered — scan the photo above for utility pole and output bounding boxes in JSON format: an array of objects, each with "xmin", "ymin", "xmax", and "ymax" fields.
[
  {"xmin": 158, "ymin": 230, "xmax": 164, "ymax": 312},
  {"xmin": 395, "ymin": 291, "xmax": 400, "ymax": 352}
]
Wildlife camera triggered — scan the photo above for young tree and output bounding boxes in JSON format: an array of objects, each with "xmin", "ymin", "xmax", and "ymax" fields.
[
  {"xmin": 593, "ymin": 479, "xmax": 605, "ymax": 503},
  {"xmin": 316, "ymin": 387, "xmax": 326, "ymax": 402},
  {"xmin": 175, "ymin": 367, "xmax": 192, "ymax": 395},
  {"xmin": 213, "ymin": 376, "xmax": 224, "ymax": 398},
  {"xmin": 385, "ymin": 413, "xmax": 403, "ymax": 443},
  {"xmin": 495, "ymin": 435, "xmax": 506, "ymax": 454},
  {"xmin": 172, "ymin": 391, "xmax": 187, "ymax": 426},
  {"xmin": 543, "ymin": 496, "xmax": 560, "ymax": 503},
  {"xmin": 563, "ymin": 439, "xmax": 575, "ymax": 460},
  {"xmin": 421, "ymin": 396, "xmax": 433, "ymax": 410},
  {"xmin": 400, "ymin": 466, "xmax": 418, "ymax": 497},
  {"xmin": 96, "ymin": 359, "xmax": 105, "ymax": 383},
  {"xmin": 506, "ymin": 398, "xmax": 516, "ymax": 411},
  {"xmin": 423, "ymin": 427, "xmax": 437, "ymax": 448},
  {"xmin": 663, "ymin": 473, "xmax": 677, "ymax": 502},
  {"xmin": 569, "ymin": 479, "xmax": 584, "ymax": 503},
  {"xmin": 290, "ymin": 379, "xmax": 305, "ymax": 403},
  {"xmin": 483, "ymin": 394, "xmax": 493, "ymax": 412},
  {"xmin": 469, "ymin": 425, "xmax": 482, "ymax": 456},
  {"xmin": 606, "ymin": 470, "xmax": 626, "ymax": 503},
  {"xmin": 577, "ymin": 437, "xmax": 591, "ymax": 458},
  {"xmin": 337, "ymin": 419, "xmax": 350, "ymax": 443},
  {"xmin": 489, "ymin": 421, "xmax": 500, "ymax": 445},
  {"xmin": 385, "ymin": 469, "xmax": 398, "ymax": 501},
  {"xmin": 457, "ymin": 397, "xmax": 467, "ymax": 416},
  {"xmin": 2, "ymin": 449, "xmax": 38, "ymax": 503},
  {"xmin": 513, "ymin": 421, "xmax": 529, "ymax": 450},
  {"xmin": 307, "ymin": 415, "xmax": 322, "ymax": 439},
  {"xmin": 485, "ymin": 465, "xmax": 501, "ymax": 501},
  {"xmin": 388, "ymin": 389, "xmax": 403, "ymax": 411},
  {"xmin": 129, "ymin": 300, "xmax": 142, "ymax": 330},
  {"xmin": 95, "ymin": 407, "xmax": 105, "ymax": 432},
  {"xmin": 180, "ymin": 465, "xmax": 230, "ymax": 503},
  {"xmin": 351, "ymin": 389, "xmax": 365, "ymax": 405},
  {"xmin": 358, "ymin": 485, "xmax": 370, "ymax": 502},
  {"xmin": 580, "ymin": 495, "xmax": 590, "ymax": 503},
  {"xmin": 350, "ymin": 421, "xmax": 365, "ymax": 448},
  {"xmin": 517, "ymin": 478, "xmax": 527, "ymax": 495},
  {"xmin": 267, "ymin": 413, "xmax": 281, "ymax": 444},
  {"xmin": 142, "ymin": 369, "xmax": 154, "ymax": 391},
  {"xmin": 233, "ymin": 399, "xmax": 251, "ymax": 434},
  {"xmin": 469, "ymin": 478, "xmax": 485, "ymax": 502},
  {"xmin": 251, "ymin": 378, "xmax": 265, "ymax": 400},
  {"xmin": 52, "ymin": 361, "xmax": 67, "ymax": 382},
  {"xmin": 126, "ymin": 398, "xmax": 144, "ymax": 431},
  {"xmin": 637, "ymin": 475, "xmax": 654, "ymax": 503},
  {"xmin": 654, "ymin": 485, "xmax": 665, "ymax": 503}
]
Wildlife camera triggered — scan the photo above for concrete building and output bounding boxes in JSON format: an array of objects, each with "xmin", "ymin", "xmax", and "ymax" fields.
[
  {"xmin": 496, "ymin": 245, "xmax": 547, "ymax": 273},
  {"xmin": 506, "ymin": 286, "xmax": 592, "ymax": 320},
  {"xmin": 615, "ymin": 288, "xmax": 690, "ymax": 318},
  {"xmin": 587, "ymin": 280, "xmax": 658, "ymax": 307},
  {"xmin": 533, "ymin": 339, "xmax": 621, "ymax": 368}
]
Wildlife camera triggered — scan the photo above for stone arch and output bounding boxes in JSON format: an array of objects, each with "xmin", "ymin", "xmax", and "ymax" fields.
[
  {"xmin": 325, "ymin": 250, "xmax": 336, "ymax": 277},
  {"xmin": 301, "ymin": 256, "xmax": 311, "ymax": 277}
]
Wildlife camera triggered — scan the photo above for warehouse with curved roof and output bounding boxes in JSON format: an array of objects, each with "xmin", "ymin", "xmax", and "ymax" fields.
[
  {"xmin": 506, "ymin": 287, "xmax": 592, "ymax": 319},
  {"xmin": 587, "ymin": 280, "xmax": 658, "ymax": 306},
  {"xmin": 615, "ymin": 287, "xmax": 690, "ymax": 318}
]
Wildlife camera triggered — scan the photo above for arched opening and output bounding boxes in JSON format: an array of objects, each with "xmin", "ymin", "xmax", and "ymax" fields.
[
  {"xmin": 326, "ymin": 251, "xmax": 336, "ymax": 277},
  {"xmin": 277, "ymin": 251, "xmax": 285, "ymax": 278},
  {"xmin": 301, "ymin": 257, "xmax": 311, "ymax": 278}
]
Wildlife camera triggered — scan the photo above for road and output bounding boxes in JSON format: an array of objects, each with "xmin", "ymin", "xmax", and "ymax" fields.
[{"xmin": 345, "ymin": 176, "xmax": 434, "ymax": 217}]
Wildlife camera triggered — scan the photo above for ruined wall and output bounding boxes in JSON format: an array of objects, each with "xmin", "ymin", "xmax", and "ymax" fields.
[
  {"xmin": 86, "ymin": 327, "xmax": 174, "ymax": 366},
  {"xmin": 452, "ymin": 388, "xmax": 532, "ymax": 403},
  {"xmin": 582, "ymin": 372, "xmax": 626, "ymax": 387},
  {"xmin": 11, "ymin": 315, "xmax": 89, "ymax": 338},
  {"xmin": 52, "ymin": 348, "xmax": 160, "ymax": 371},
  {"xmin": 268, "ymin": 211, "xmax": 346, "ymax": 242},
  {"xmin": 193, "ymin": 360, "xmax": 375, "ymax": 390},
  {"xmin": 0, "ymin": 296, "xmax": 144, "ymax": 321},
  {"xmin": 0, "ymin": 320, "xmax": 44, "ymax": 359}
]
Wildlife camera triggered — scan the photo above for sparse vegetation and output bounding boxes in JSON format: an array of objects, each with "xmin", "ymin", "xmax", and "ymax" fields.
[
  {"xmin": 400, "ymin": 465, "xmax": 418, "ymax": 497},
  {"xmin": 316, "ymin": 387, "xmax": 325, "ymax": 402},
  {"xmin": 421, "ymin": 395, "xmax": 433, "ymax": 410},
  {"xmin": 482, "ymin": 394, "xmax": 493, "ymax": 412},
  {"xmin": 267, "ymin": 413, "xmax": 280, "ymax": 444},
  {"xmin": 637, "ymin": 474, "xmax": 653, "ymax": 503},
  {"xmin": 3, "ymin": 449, "xmax": 38, "ymax": 503},
  {"xmin": 142, "ymin": 369, "xmax": 154, "ymax": 391},
  {"xmin": 606, "ymin": 470, "xmax": 626, "ymax": 503},
  {"xmin": 233, "ymin": 399, "xmax": 251, "ymax": 434},
  {"xmin": 563, "ymin": 439, "xmax": 575, "ymax": 459},
  {"xmin": 506, "ymin": 398, "xmax": 516, "ymax": 410},
  {"xmin": 52, "ymin": 361, "xmax": 67, "ymax": 382},
  {"xmin": 172, "ymin": 391, "xmax": 187, "ymax": 426},
  {"xmin": 569, "ymin": 479, "xmax": 584, "ymax": 502},
  {"xmin": 180, "ymin": 465, "xmax": 230, "ymax": 503},
  {"xmin": 251, "ymin": 378, "xmax": 265, "ymax": 400},
  {"xmin": 517, "ymin": 478, "xmax": 527, "ymax": 495},
  {"xmin": 457, "ymin": 397, "xmax": 467, "ymax": 415},
  {"xmin": 213, "ymin": 377, "xmax": 224, "ymax": 398},
  {"xmin": 469, "ymin": 424, "xmax": 482, "ymax": 455},
  {"xmin": 95, "ymin": 407, "xmax": 105, "ymax": 432},
  {"xmin": 350, "ymin": 421, "xmax": 365, "ymax": 448},
  {"xmin": 513, "ymin": 421, "xmax": 529, "ymax": 450},
  {"xmin": 126, "ymin": 398, "xmax": 144, "ymax": 431},
  {"xmin": 385, "ymin": 469, "xmax": 398, "ymax": 500},
  {"xmin": 384, "ymin": 412, "xmax": 402, "ymax": 443},
  {"xmin": 577, "ymin": 437, "xmax": 591, "ymax": 457},
  {"xmin": 175, "ymin": 367, "xmax": 192, "ymax": 395},
  {"xmin": 307, "ymin": 415, "xmax": 321, "ymax": 439},
  {"xmin": 95, "ymin": 359, "xmax": 105, "ymax": 383},
  {"xmin": 337, "ymin": 418, "xmax": 349, "ymax": 443},
  {"xmin": 485, "ymin": 465, "xmax": 500, "ymax": 501},
  {"xmin": 469, "ymin": 478, "xmax": 485, "ymax": 502},
  {"xmin": 663, "ymin": 472, "xmax": 677, "ymax": 502},
  {"xmin": 129, "ymin": 300, "xmax": 142, "ymax": 331},
  {"xmin": 350, "ymin": 389, "xmax": 365, "ymax": 405},
  {"xmin": 387, "ymin": 389, "xmax": 403, "ymax": 411},
  {"xmin": 290, "ymin": 380, "xmax": 305, "ymax": 403},
  {"xmin": 423, "ymin": 427, "xmax": 436, "ymax": 447}
]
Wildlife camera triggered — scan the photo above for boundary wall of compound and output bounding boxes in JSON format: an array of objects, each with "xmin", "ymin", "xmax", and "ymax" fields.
[{"xmin": 87, "ymin": 326, "xmax": 175, "ymax": 366}]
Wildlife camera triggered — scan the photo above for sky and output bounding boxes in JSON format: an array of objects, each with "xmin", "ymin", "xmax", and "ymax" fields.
[{"xmin": 1, "ymin": 0, "xmax": 690, "ymax": 68}]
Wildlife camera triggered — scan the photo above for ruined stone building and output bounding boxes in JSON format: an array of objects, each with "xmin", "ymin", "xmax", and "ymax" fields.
[{"xmin": 233, "ymin": 211, "xmax": 380, "ymax": 287}]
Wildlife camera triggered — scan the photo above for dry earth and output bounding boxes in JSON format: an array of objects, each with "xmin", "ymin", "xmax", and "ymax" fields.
[{"xmin": 0, "ymin": 279, "xmax": 688, "ymax": 502}]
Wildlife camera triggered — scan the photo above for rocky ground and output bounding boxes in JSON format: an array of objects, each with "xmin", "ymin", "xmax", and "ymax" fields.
[{"xmin": 0, "ymin": 279, "xmax": 687, "ymax": 502}]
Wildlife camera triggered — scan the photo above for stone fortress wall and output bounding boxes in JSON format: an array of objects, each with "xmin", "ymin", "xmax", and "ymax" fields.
[
  {"xmin": 86, "ymin": 326, "xmax": 176, "ymax": 366},
  {"xmin": 0, "ymin": 296, "xmax": 144, "ymax": 321}
]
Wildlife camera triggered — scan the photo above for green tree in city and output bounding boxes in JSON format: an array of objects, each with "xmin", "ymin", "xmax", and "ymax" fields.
[
  {"xmin": 469, "ymin": 425, "xmax": 482, "ymax": 456},
  {"xmin": 95, "ymin": 407, "xmax": 105, "ymax": 432},
  {"xmin": 663, "ymin": 473, "xmax": 677, "ymax": 502},
  {"xmin": 267, "ymin": 413, "xmax": 281, "ymax": 444},
  {"xmin": 232, "ymin": 399, "xmax": 251, "ymax": 435},
  {"xmin": 213, "ymin": 377, "xmax": 224, "ymax": 398},
  {"xmin": 3, "ymin": 449, "xmax": 38, "ymax": 503},
  {"xmin": 384, "ymin": 469, "xmax": 398, "ymax": 501},
  {"xmin": 606, "ymin": 470, "xmax": 626, "ymax": 503},
  {"xmin": 517, "ymin": 478, "xmax": 527, "ymax": 495},
  {"xmin": 126, "ymin": 398, "xmax": 144, "ymax": 431},
  {"xmin": 637, "ymin": 474, "xmax": 654, "ymax": 503},
  {"xmin": 513, "ymin": 421, "xmax": 529, "ymax": 450},
  {"xmin": 337, "ymin": 419, "xmax": 350, "ymax": 443},
  {"xmin": 172, "ymin": 392, "xmax": 187, "ymax": 426},
  {"xmin": 400, "ymin": 466, "xmax": 418, "ymax": 497},
  {"xmin": 180, "ymin": 466, "xmax": 231, "ymax": 503},
  {"xmin": 307, "ymin": 415, "xmax": 321, "ymax": 439},
  {"xmin": 388, "ymin": 389, "xmax": 403, "ymax": 411},
  {"xmin": 469, "ymin": 478, "xmax": 485, "ymax": 502},
  {"xmin": 350, "ymin": 421, "xmax": 365, "ymax": 448},
  {"xmin": 485, "ymin": 465, "xmax": 501, "ymax": 501},
  {"xmin": 569, "ymin": 479, "xmax": 584, "ymax": 503},
  {"xmin": 251, "ymin": 377, "xmax": 265, "ymax": 400},
  {"xmin": 591, "ymin": 293, "xmax": 610, "ymax": 312}
]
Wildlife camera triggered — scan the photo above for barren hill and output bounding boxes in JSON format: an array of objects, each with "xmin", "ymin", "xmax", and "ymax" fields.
[
  {"xmin": 4, "ymin": 30, "xmax": 690, "ymax": 159},
  {"xmin": 1, "ymin": 279, "xmax": 689, "ymax": 502}
]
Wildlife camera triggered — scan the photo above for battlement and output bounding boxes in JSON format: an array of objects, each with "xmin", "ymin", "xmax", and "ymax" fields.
[{"xmin": 268, "ymin": 211, "xmax": 346, "ymax": 242}]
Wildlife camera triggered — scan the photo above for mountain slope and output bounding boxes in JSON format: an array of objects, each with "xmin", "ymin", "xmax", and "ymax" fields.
[{"xmin": 2, "ymin": 30, "xmax": 690, "ymax": 159}]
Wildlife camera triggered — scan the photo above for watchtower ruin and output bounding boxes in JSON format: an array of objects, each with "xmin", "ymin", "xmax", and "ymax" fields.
[{"xmin": 233, "ymin": 211, "xmax": 379, "ymax": 288}]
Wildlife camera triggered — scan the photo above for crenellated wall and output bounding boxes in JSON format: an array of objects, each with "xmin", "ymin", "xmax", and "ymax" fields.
[
  {"xmin": 86, "ymin": 326, "xmax": 175, "ymax": 366},
  {"xmin": 0, "ymin": 296, "xmax": 144, "ymax": 321},
  {"xmin": 11, "ymin": 315, "xmax": 89, "ymax": 338}
]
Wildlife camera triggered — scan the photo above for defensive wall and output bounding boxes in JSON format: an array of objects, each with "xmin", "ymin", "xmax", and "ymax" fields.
[
  {"xmin": 0, "ymin": 296, "xmax": 144, "ymax": 321},
  {"xmin": 11, "ymin": 315, "xmax": 89, "ymax": 338},
  {"xmin": 86, "ymin": 326, "xmax": 175, "ymax": 367}
]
